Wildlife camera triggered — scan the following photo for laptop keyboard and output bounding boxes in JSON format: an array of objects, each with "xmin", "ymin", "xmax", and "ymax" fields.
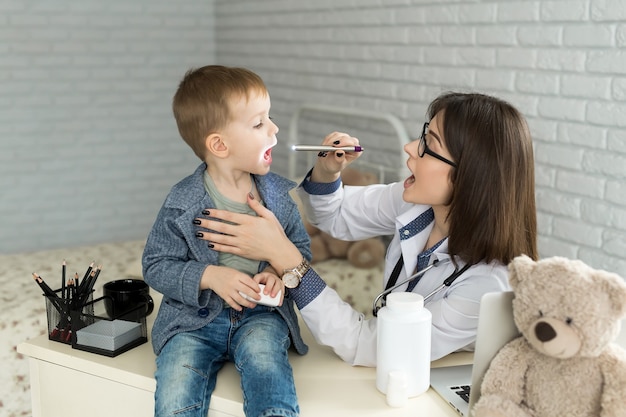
[{"xmin": 450, "ymin": 385, "xmax": 471, "ymax": 403}]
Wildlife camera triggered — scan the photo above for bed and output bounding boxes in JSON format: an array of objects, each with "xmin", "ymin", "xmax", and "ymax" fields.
[{"xmin": 2, "ymin": 104, "xmax": 409, "ymax": 417}]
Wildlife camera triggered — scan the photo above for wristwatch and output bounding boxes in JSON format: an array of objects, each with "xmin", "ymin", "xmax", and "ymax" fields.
[{"xmin": 281, "ymin": 258, "xmax": 310, "ymax": 289}]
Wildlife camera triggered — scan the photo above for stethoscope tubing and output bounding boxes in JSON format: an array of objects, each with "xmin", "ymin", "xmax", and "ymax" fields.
[{"xmin": 372, "ymin": 258, "xmax": 452, "ymax": 316}]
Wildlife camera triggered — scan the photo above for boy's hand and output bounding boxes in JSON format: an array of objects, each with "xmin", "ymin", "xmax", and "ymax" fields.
[
  {"xmin": 252, "ymin": 271, "xmax": 285, "ymax": 306},
  {"xmin": 200, "ymin": 265, "xmax": 260, "ymax": 310}
]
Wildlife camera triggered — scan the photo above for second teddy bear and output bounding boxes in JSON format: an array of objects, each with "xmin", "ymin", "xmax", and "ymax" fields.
[{"xmin": 303, "ymin": 166, "xmax": 387, "ymax": 269}]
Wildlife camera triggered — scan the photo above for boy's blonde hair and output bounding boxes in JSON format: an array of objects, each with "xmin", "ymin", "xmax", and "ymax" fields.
[{"xmin": 172, "ymin": 65, "xmax": 268, "ymax": 160}]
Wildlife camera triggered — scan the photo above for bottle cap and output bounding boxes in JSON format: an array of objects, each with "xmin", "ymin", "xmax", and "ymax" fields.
[{"xmin": 386, "ymin": 292, "xmax": 424, "ymax": 311}]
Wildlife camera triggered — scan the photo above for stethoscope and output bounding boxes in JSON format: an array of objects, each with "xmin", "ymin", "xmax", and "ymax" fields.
[{"xmin": 372, "ymin": 258, "xmax": 471, "ymax": 317}]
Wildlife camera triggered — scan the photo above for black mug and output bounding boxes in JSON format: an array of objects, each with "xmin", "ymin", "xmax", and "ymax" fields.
[{"xmin": 103, "ymin": 279, "xmax": 154, "ymax": 321}]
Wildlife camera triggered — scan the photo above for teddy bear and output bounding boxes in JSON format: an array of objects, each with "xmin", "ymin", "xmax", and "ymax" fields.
[
  {"xmin": 473, "ymin": 255, "xmax": 626, "ymax": 417},
  {"xmin": 306, "ymin": 224, "xmax": 386, "ymax": 269},
  {"xmin": 298, "ymin": 166, "xmax": 386, "ymax": 269}
]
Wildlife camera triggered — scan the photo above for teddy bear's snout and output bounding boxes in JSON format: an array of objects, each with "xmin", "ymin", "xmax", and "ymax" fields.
[
  {"xmin": 535, "ymin": 321, "xmax": 556, "ymax": 342},
  {"xmin": 529, "ymin": 317, "xmax": 582, "ymax": 358}
]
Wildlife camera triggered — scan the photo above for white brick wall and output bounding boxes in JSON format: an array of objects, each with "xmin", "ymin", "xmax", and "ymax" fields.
[
  {"xmin": 3, "ymin": 1, "xmax": 625, "ymax": 278},
  {"xmin": 215, "ymin": 0, "xmax": 626, "ymax": 276},
  {"xmin": 0, "ymin": 1, "xmax": 214, "ymax": 253}
]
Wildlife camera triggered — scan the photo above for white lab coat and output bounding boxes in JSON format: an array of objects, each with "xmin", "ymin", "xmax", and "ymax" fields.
[{"xmin": 294, "ymin": 180, "xmax": 510, "ymax": 366}]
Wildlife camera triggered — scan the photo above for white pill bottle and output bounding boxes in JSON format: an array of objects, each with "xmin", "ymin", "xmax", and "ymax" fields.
[{"xmin": 376, "ymin": 292, "xmax": 432, "ymax": 406}]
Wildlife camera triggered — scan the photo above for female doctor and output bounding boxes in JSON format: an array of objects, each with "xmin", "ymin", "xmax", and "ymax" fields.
[{"xmin": 194, "ymin": 92, "xmax": 538, "ymax": 365}]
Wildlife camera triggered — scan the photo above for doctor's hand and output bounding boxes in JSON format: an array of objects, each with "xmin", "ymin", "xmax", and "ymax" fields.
[
  {"xmin": 311, "ymin": 131, "xmax": 362, "ymax": 183},
  {"xmin": 193, "ymin": 194, "xmax": 303, "ymax": 274}
]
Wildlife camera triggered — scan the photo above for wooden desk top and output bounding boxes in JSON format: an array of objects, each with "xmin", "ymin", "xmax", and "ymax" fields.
[{"xmin": 18, "ymin": 293, "xmax": 473, "ymax": 417}]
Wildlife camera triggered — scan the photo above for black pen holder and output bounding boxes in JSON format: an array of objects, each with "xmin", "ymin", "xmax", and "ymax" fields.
[
  {"xmin": 70, "ymin": 295, "xmax": 147, "ymax": 357},
  {"xmin": 44, "ymin": 288, "xmax": 94, "ymax": 345}
]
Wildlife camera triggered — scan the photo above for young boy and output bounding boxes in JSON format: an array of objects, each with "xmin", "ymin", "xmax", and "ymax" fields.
[{"xmin": 142, "ymin": 65, "xmax": 311, "ymax": 417}]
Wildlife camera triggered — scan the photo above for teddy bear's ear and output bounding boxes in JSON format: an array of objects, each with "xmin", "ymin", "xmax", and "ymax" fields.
[
  {"xmin": 508, "ymin": 254, "xmax": 536, "ymax": 289},
  {"xmin": 594, "ymin": 270, "xmax": 626, "ymax": 319}
]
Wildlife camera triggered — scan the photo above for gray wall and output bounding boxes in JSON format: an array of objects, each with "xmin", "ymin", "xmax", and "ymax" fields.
[
  {"xmin": 1, "ymin": 1, "xmax": 214, "ymax": 253},
  {"xmin": 215, "ymin": 0, "xmax": 626, "ymax": 276}
]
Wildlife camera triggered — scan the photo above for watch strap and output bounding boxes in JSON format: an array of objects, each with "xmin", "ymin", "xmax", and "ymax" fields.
[{"xmin": 283, "ymin": 258, "xmax": 310, "ymax": 278}]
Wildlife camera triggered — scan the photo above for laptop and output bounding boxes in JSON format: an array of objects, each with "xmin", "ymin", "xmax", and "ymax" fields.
[
  {"xmin": 430, "ymin": 291, "xmax": 626, "ymax": 417},
  {"xmin": 429, "ymin": 291, "xmax": 518, "ymax": 417}
]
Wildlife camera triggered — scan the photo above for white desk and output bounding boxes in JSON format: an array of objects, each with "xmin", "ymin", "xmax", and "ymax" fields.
[{"xmin": 18, "ymin": 294, "xmax": 472, "ymax": 417}]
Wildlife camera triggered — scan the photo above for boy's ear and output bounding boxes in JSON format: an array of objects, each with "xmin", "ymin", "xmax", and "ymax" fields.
[{"xmin": 205, "ymin": 133, "xmax": 228, "ymax": 158}]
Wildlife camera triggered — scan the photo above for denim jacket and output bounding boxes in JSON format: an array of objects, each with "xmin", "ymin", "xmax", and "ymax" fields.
[{"xmin": 143, "ymin": 163, "xmax": 311, "ymax": 356}]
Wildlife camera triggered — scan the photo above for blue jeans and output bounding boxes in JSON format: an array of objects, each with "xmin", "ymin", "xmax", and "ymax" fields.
[{"xmin": 154, "ymin": 306, "xmax": 299, "ymax": 417}]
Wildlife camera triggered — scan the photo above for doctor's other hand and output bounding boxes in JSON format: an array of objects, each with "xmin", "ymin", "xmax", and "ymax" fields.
[{"xmin": 194, "ymin": 195, "xmax": 303, "ymax": 273}]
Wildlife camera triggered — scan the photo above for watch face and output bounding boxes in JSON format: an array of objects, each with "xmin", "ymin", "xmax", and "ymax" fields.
[{"xmin": 282, "ymin": 272, "xmax": 300, "ymax": 289}]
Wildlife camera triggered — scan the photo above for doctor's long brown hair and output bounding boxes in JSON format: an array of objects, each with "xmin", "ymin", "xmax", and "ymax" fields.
[{"xmin": 428, "ymin": 92, "xmax": 538, "ymax": 265}]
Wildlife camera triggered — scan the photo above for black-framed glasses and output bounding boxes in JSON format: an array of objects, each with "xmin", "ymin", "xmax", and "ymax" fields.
[{"xmin": 418, "ymin": 122, "xmax": 457, "ymax": 168}]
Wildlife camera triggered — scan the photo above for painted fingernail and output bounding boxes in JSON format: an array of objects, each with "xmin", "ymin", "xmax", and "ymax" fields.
[
  {"xmin": 208, "ymin": 243, "xmax": 214, "ymax": 248},
  {"xmin": 333, "ymin": 140, "xmax": 340, "ymax": 145},
  {"xmin": 318, "ymin": 151, "xmax": 328, "ymax": 157},
  {"xmin": 195, "ymin": 232, "xmax": 203, "ymax": 238},
  {"xmin": 193, "ymin": 219, "xmax": 201, "ymax": 225},
  {"xmin": 248, "ymin": 192, "xmax": 255, "ymax": 200},
  {"xmin": 202, "ymin": 209, "xmax": 210, "ymax": 215},
  {"xmin": 336, "ymin": 152, "xmax": 344, "ymax": 157}
]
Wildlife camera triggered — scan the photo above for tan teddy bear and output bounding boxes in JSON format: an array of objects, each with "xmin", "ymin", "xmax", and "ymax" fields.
[
  {"xmin": 473, "ymin": 255, "xmax": 626, "ymax": 417},
  {"xmin": 303, "ymin": 166, "xmax": 386, "ymax": 269},
  {"xmin": 306, "ymin": 226, "xmax": 386, "ymax": 269}
]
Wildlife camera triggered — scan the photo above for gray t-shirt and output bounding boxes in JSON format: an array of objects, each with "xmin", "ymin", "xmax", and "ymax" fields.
[{"xmin": 203, "ymin": 170, "xmax": 262, "ymax": 278}]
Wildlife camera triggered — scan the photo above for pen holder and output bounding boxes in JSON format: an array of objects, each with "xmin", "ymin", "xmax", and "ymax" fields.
[
  {"xmin": 71, "ymin": 295, "xmax": 147, "ymax": 357},
  {"xmin": 44, "ymin": 288, "xmax": 94, "ymax": 345}
]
